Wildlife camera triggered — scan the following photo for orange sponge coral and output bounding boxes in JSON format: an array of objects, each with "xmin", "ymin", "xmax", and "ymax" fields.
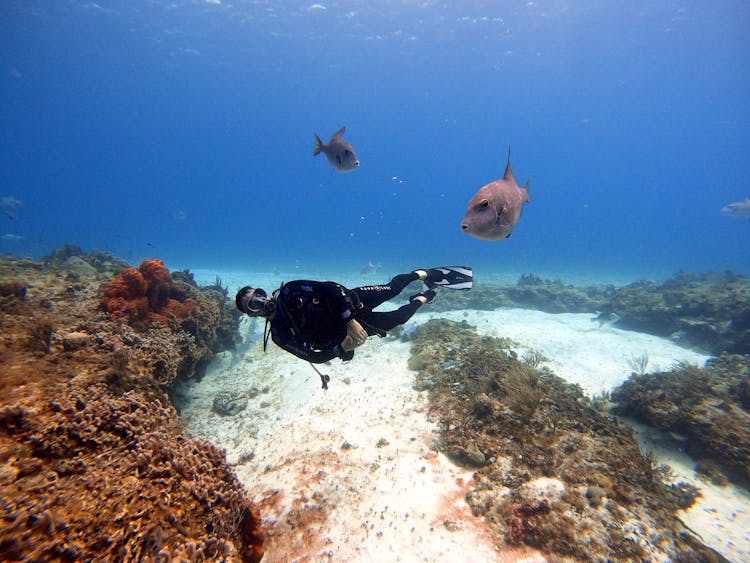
[
  {"xmin": 101, "ymin": 259, "xmax": 195, "ymax": 324},
  {"xmin": 103, "ymin": 267, "xmax": 147, "ymax": 300},
  {"xmin": 139, "ymin": 258, "xmax": 172, "ymax": 286},
  {"xmin": 140, "ymin": 259, "xmax": 172, "ymax": 312}
]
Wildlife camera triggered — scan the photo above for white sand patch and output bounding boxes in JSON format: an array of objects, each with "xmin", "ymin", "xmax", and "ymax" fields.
[
  {"xmin": 178, "ymin": 304, "xmax": 748, "ymax": 562},
  {"xmin": 180, "ymin": 335, "xmax": 543, "ymax": 561},
  {"xmin": 628, "ymin": 419, "xmax": 750, "ymax": 562},
  {"xmin": 430, "ymin": 308, "xmax": 710, "ymax": 396}
]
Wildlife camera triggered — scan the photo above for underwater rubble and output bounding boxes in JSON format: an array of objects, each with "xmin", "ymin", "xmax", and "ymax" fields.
[
  {"xmin": 408, "ymin": 318, "xmax": 726, "ymax": 562},
  {"xmin": 0, "ymin": 249, "xmax": 264, "ymax": 561},
  {"xmin": 429, "ymin": 271, "xmax": 750, "ymax": 355},
  {"xmin": 611, "ymin": 354, "xmax": 750, "ymax": 488}
]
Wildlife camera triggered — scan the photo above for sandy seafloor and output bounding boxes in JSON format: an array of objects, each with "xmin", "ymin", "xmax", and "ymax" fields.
[{"xmin": 176, "ymin": 269, "xmax": 750, "ymax": 562}]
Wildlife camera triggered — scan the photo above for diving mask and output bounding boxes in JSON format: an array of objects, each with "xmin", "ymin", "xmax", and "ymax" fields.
[{"xmin": 236, "ymin": 287, "xmax": 275, "ymax": 316}]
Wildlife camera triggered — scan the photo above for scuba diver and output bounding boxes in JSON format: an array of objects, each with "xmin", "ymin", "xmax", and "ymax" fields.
[{"xmin": 235, "ymin": 267, "xmax": 473, "ymax": 388}]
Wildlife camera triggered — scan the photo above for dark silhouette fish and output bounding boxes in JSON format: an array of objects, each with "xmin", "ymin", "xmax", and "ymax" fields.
[
  {"xmin": 461, "ymin": 151, "xmax": 530, "ymax": 241},
  {"xmin": 314, "ymin": 126, "xmax": 360, "ymax": 172}
]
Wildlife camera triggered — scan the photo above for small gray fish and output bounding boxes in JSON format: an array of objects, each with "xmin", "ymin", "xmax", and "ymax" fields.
[
  {"xmin": 720, "ymin": 197, "xmax": 750, "ymax": 219},
  {"xmin": 591, "ymin": 311, "xmax": 620, "ymax": 328},
  {"xmin": 313, "ymin": 126, "xmax": 360, "ymax": 172},
  {"xmin": 360, "ymin": 261, "xmax": 382, "ymax": 275},
  {"xmin": 0, "ymin": 195, "xmax": 21, "ymax": 220},
  {"xmin": 461, "ymin": 150, "xmax": 530, "ymax": 241}
]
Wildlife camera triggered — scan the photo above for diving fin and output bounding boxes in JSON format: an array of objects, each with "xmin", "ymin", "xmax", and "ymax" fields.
[{"xmin": 423, "ymin": 266, "xmax": 473, "ymax": 291}]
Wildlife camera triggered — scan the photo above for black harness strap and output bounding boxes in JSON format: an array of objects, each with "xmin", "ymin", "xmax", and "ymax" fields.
[
  {"xmin": 274, "ymin": 282, "xmax": 304, "ymax": 339},
  {"xmin": 273, "ymin": 282, "xmax": 333, "ymax": 390},
  {"xmin": 262, "ymin": 318, "xmax": 271, "ymax": 352}
]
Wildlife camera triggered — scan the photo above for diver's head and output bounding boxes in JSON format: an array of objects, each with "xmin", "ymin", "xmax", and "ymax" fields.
[{"xmin": 235, "ymin": 286, "xmax": 276, "ymax": 317}]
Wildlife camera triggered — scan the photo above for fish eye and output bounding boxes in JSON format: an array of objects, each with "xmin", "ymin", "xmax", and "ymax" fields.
[{"xmin": 480, "ymin": 200, "xmax": 489, "ymax": 208}]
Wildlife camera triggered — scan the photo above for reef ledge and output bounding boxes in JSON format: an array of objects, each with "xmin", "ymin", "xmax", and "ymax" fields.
[{"xmin": 0, "ymin": 248, "xmax": 265, "ymax": 562}]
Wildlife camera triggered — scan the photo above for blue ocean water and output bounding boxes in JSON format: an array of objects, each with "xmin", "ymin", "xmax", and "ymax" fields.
[{"xmin": 1, "ymin": 1, "xmax": 749, "ymax": 283}]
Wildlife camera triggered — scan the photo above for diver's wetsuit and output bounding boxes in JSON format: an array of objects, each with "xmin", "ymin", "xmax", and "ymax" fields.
[{"xmin": 268, "ymin": 273, "xmax": 423, "ymax": 364}]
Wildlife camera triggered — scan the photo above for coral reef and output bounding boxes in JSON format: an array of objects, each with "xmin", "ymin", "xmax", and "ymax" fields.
[
  {"xmin": 611, "ymin": 354, "xmax": 750, "ymax": 487},
  {"xmin": 422, "ymin": 271, "xmax": 750, "ymax": 355},
  {"xmin": 95, "ymin": 260, "xmax": 242, "ymax": 386},
  {"xmin": 0, "ymin": 250, "xmax": 263, "ymax": 561},
  {"xmin": 428, "ymin": 273, "xmax": 614, "ymax": 314},
  {"xmin": 42, "ymin": 243, "xmax": 131, "ymax": 277},
  {"xmin": 408, "ymin": 318, "xmax": 724, "ymax": 561},
  {"xmin": 608, "ymin": 272, "xmax": 750, "ymax": 355}
]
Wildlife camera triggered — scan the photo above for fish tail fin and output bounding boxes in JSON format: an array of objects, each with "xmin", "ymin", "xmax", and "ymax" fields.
[
  {"xmin": 313, "ymin": 133, "xmax": 323, "ymax": 156},
  {"xmin": 523, "ymin": 181, "xmax": 531, "ymax": 203}
]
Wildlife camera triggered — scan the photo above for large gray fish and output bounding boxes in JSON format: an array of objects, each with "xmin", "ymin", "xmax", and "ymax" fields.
[
  {"xmin": 313, "ymin": 126, "xmax": 360, "ymax": 172},
  {"xmin": 461, "ymin": 152, "xmax": 530, "ymax": 240},
  {"xmin": 720, "ymin": 198, "xmax": 750, "ymax": 219}
]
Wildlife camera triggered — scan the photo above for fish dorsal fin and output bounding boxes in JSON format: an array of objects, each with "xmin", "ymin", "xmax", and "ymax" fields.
[
  {"xmin": 331, "ymin": 126, "xmax": 347, "ymax": 141},
  {"xmin": 503, "ymin": 146, "xmax": 515, "ymax": 181}
]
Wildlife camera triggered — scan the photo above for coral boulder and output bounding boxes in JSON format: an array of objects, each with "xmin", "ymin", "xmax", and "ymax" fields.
[{"xmin": 101, "ymin": 259, "xmax": 197, "ymax": 324}]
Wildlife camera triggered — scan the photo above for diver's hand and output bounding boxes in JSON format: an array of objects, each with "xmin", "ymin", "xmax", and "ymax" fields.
[
  {"xmin": 342, "ymin": 319, "xmax": 368, "ymax": 351},
  {"xmin": 347, "ymin": 318, "xmax": 368, "ymax": 342},
  {"xmin": 341, "ymin": 336, "xmax": 357, "ymax": 351}
]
